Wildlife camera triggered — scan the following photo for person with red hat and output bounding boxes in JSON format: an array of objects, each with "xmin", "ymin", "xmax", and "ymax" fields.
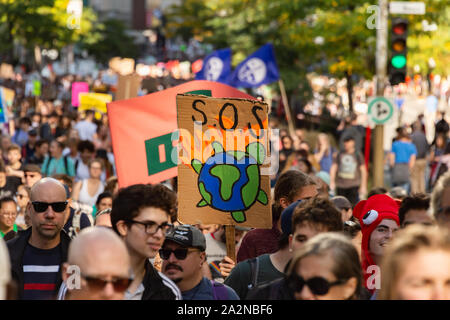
[{"xmin": 353, "ymin": 194, "xmax": 400, "ymax": 295}]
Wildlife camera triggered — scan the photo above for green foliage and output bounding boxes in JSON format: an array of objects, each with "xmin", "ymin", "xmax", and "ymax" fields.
[
  {"xmin": 80, "ymin": 18, "xmax": 139, "ymax": 64},
  {"xmin": 166, "ymin": 0, "xmax": 449, "ymax": 94}
]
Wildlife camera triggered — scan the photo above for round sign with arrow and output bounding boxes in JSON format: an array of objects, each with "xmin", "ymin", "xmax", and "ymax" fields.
[{"xmin": 368, "ymin": 97, "xmax": 394, "ymax": 124}]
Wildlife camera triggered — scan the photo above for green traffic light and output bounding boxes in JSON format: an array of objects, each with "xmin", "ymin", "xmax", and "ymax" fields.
[{"xmin": 391, "ymin": 55, "xmax": 406, "ymax": 69}]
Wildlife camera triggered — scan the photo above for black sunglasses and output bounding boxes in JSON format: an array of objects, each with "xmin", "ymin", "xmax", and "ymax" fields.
[
  {"xmin": 81, "ymin": 273, "xmax": 131, "ymax": 292},
  {"xmin": 32, "ymin": 201, "xmax": 68, "ymax": 213},
  {"xmin": 159, "ymin": 248, "xmax": 200, "ymax": 260},
  {"xmin": 289, "ymin": 274, "xmax": 347, "ymax": 296}
]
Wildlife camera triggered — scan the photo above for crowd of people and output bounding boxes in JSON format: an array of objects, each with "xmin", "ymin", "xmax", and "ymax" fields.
[{"xmin": 0, "ymin": 68, "xmax": 450, "ymax": 301}]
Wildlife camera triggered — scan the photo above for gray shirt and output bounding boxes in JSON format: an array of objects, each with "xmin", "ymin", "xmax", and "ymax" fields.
[{"xmin": 411, "ymin": 131, "xmax": 429, "ymax": 159}]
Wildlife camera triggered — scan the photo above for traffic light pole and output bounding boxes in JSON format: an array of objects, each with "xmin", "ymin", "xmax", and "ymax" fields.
[{"xmin": 373, "ymin": 0, "xmax": 389, "ymax": 188}]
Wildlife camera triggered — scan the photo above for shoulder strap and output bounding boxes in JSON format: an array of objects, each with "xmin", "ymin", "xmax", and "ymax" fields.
[
  {"xmin": 43, "ymin": 156, "xmax": 53, "ymax": 176},
  {"xmin": 247, "ymin": 257, "xmax": 259, "ymax": 290},
  {"xmin": 75, "ymin": 159, "xmax": 79, "ymax": 172},
  {"xmin": 63, "ymin": 156, "xmax": 69, "ymax": 174},
  {"xmin": 210, "ymin": 280, "xmax": 229, "ymax": 300}
]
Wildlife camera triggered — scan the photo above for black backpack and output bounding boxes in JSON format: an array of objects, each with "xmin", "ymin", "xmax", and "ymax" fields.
[{"xmin": 43, "ymin": 155, "xmax": 70, "ymax": 176}]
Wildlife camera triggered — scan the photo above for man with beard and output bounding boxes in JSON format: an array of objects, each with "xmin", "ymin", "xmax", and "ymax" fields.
[
  {"xmin": 6, "ymin": 178, "xmax": 71, "ymax": 299},
  {"xmin": 110, "ymin": 184, "xmax": 181, "ymax": 300},
  {"xmin": 161, "ymin": 225, "xmax": 239, "ymax": 300}
]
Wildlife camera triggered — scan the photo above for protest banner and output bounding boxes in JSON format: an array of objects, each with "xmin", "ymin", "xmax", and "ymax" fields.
[
  {"xmin": 115, "ymin": 74, "xmax": 142, "ymax": 101},
  {"xmin": 175, "ymin": 94, "xmax": 271, "ymax": 229},
  {"xmin": 71, "ymin": 82, "xmax": 89, "ymax": 106},
  {"xmin": 109, "ymin": 57, "xmax": 135, "ymax": 76},
  {"xmin": 107, "ymin": 80, "xmax": 255, "ymax": 189},
  {"xmin": 79, "ymin": 92, "xmax": 112, "ymax": 114}
]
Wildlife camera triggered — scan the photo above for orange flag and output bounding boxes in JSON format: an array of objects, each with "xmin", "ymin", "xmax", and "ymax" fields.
[{"xmin": 107, "ymin": 80, "xmax": 254, "ymax": 188}]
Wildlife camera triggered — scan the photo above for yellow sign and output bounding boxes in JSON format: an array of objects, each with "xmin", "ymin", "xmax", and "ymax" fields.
[{"xmin": 79, "ymin": 93, "xmax": 112, "ymax": 114}]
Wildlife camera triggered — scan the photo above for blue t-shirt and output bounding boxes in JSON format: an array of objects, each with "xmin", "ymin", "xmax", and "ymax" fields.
[
  {"xmin": 182, "ymin": 277, "xmax": 240, "ymax": 300},
  {"xmin": 315, "ymin": 147, "xmax": 334, "ymax": 173},
  {"xmin": 22, "ymin": 243, "xmax": 62, "ymax": 300},
  {"xmin": 391, "ymin": 141, "xmax": 417, "ymax": 163}
]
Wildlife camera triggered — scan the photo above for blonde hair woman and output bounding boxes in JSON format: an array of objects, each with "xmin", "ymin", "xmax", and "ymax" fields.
[{"xmin": 378, "ymin": 224, "xmax": 450, "ymax": 300}]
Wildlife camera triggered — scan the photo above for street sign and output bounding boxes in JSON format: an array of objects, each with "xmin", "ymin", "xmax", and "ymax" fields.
[
  {"xmin": 390, "ymin": 1, "xmax": 425, "ymax": 15},
  {"xmin": 368, "ymin": 97, "xmax": 394, "ymax": 124}
]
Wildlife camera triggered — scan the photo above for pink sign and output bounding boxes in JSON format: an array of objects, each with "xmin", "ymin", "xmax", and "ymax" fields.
[{"xmin": 71, "ymin": 82, "xmax": 89, "ymax": 106}]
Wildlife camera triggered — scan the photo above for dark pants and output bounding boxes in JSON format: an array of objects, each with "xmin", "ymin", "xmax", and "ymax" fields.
[{"xmin": 337, "ymin": 187, "xmax": 360, "ymax": 207}]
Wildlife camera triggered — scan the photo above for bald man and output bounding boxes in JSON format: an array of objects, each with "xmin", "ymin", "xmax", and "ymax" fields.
[
  {"xmin": 7, "ymin": 177, "xmax": 71, "ymax": 300},
  {"xmin": 59, "ymin": 227, "xmax": 131, "ymax": 300}
]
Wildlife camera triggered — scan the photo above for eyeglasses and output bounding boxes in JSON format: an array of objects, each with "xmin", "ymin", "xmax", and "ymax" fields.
[
  {"xmin": 31, "ymin": 201, "xmax": 68, "ymax": 213},
  {"xmin": 159, "ymin": 248, "xmax": 200, "ymax": 260},
  {"xmin": 289, "ymin": 275, "xmax": 347, "ymax": 296},
  {"xmin": 128, "ymin": 220, "xmax": 174, "ymax": 235},
  {"xmin": 81, "ymin": 273, "xmax": 131, "ymax": 292}
]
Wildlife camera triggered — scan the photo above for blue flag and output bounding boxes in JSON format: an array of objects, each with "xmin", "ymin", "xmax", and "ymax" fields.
[
  {"xmin": 228, "ymin": 43, "xmax": 279, "ymax": 88},
  {"xmin": 195, "ymin": 48, "xmax": 232, "ymax": 83},
  {"xmin": 0, "ymin": 88, "xmax": 7, "ymax": 123}
]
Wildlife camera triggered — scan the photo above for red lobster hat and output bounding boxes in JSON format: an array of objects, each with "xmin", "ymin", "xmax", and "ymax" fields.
[{"xmin": 353, "ymin": 194, "xmax": 399, "ymax": 291}]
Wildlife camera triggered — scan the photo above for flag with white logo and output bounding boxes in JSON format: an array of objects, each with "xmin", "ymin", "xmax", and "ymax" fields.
[
  {"xmin": 195, "ymin": 48, "xmax": 232, "ymax": 83},
  {"xmin": 228, "ymin": 43, "xmax": 279, "ymax": 88}
]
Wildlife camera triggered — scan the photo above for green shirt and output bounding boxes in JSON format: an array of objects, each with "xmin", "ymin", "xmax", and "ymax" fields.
[
  {"xmin": 0, "ymin": 223, "xmax": 18, "ymax": 238},
  {"xmin": 224, "ymin": 253, "xmax": 285, "ymax": 299}
]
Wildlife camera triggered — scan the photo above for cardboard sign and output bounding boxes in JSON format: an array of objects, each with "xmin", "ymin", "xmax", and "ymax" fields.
[
  {"xmin": 71, "ymin": 82, "xmax": 89, "ymax": 106},
  {"xmin": 109, "ymin": 57, "xmax": 135, "ymax": 76},
  {"xmin": 107, "ymin": 80, "xmax": 255, "ymax": 189},
  {"xmin": 79, "ymin": 92, "xmax": 112, "ymax": 114},
  {"xmin": 115, "ymin": 74, "xmax": 142, "ymax": 101},
  {"xmin": 0, "ymin": 63, "xmax": 14, "ymax": 79},
  {"xmin": 176, "ymin": 94, "xmax": 271, "ymax": 228}
]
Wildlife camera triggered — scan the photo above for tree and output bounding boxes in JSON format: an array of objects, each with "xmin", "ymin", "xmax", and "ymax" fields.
[{"xmin": 79, "ymin": 18, "xmax": 139, "ymax": 65}]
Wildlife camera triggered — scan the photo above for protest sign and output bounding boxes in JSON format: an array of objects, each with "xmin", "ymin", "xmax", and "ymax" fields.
[
  {"xmin": 107, "ymin": 80, "xmax": 255, "ymax": 189},
  {"xmin": 0, "ymin": 87, "xmax": 9, "ymax": 123},
  {"xmin": 175, "ymin": 94, "xmax": 271, "ymax": 228},
  {"xmin": 115, "ymin": 74, "xmax": 142, "ymax": 101},
  {"xmin": 32, "ymin": 80, "xmax": 41, "ymax": 96},
  {"xmin": 0, "ymin": 87, "xmax": 15, "ymax": 106},
  {"xmin": 109, "ymin": 57, "xmax": 135, "ymax": 76},
  {"xmin": 79, "ymin": 92, "xmax": 112, "ymax": 114},
  {"xmin": 71, "ymin": 82, "xmax": 89, "ymax": 106}
]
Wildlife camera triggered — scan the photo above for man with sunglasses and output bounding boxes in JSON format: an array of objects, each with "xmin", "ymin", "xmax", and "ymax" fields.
[
  {"xmin": 161, "ymin": 225, "xmax": 239, "ymax": 300},
  {"xmin": 6, "ymin": 177, "xmax": 71, "ymax": 299},
  {"xmin": 111, "ymin": 183, "xmax": 181, "ymax": 300},
  {"xmin": 59, "ymin": 227, "xmax": 131, "ymax": 300}
]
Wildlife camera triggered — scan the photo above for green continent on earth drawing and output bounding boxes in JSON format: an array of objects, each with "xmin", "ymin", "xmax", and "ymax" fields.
[{"xmin": 191, "ymin": 141, "xmax": 268, "ymax": 223}]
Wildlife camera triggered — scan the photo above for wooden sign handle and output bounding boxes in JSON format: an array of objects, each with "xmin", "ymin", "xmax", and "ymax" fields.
[{"xmin": 225, "ymin": 225, "xmax": 236, "ymax": 262}]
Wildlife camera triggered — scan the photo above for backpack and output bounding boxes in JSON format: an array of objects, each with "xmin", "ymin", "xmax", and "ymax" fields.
[{"xmin": 210, "ymin": 280, "xmax": 229, "ymax": 300}]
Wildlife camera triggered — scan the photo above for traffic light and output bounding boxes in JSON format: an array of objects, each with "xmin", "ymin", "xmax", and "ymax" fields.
[{"xmin": 389, "ymin": 18, "xmax": 408, "ymax": 85}]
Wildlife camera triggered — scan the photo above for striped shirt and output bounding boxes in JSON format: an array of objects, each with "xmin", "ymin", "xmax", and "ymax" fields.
[{"xmin": 22, "ymin": 243, "xmax": 61, "ymax": 300}]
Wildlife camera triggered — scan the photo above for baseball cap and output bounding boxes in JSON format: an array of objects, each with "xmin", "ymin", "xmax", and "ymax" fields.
[
  {"xmin": 23, "ymin": 164, "xmax": 42, "ymax": 174},
  {"xmin": 164, "ymin": 225, "xmax": 206, "ymax": 251},
  {"xmin": 281, "ymin": 200, "xmax": 302, "ymax": 235},
  {"xmin": 331, "ymin": 196, "xmax": 352, "ymax": 211}
]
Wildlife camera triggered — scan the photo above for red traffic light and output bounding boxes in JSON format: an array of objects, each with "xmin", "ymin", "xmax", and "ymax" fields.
[{"xmin": 393, "ymin": 23, "xmax": 407, "ymax": 35}]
